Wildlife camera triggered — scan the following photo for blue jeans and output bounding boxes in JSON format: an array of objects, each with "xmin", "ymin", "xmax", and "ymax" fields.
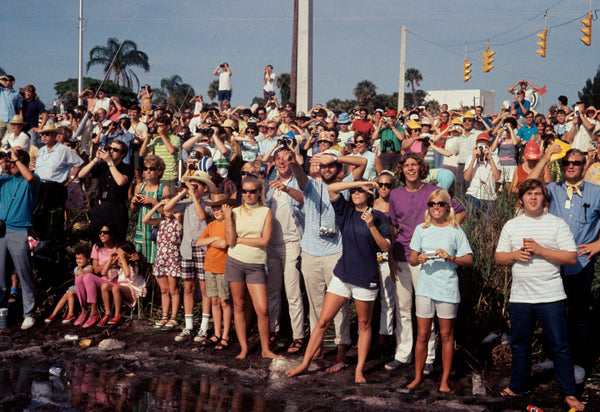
[
  {"xmin": 0, "ymin": 229, "xmax": 36, "ymax": 318},
  {"xmin": 509, "ymin": 301, "xmax": 575, "ymax": 397}
]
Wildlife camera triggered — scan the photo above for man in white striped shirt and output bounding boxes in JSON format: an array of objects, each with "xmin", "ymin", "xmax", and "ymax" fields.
[{"xmin": 495, "ymin": 178, "xmax": 584, "ymax": 411}]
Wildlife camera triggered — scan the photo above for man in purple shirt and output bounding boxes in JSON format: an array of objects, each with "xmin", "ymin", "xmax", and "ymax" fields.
[{"xmin": 385, "ymin": 152, "xmax": 466, "ymax": 371}]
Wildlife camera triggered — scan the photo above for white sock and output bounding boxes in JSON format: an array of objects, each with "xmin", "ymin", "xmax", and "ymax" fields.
[
  {"xmin": 185, "ymin": 314, "xmax": 194, "ymax": 330},
  {"xmin": 200, "ymin": 313, "xmax": 210, "ymax": 334}
]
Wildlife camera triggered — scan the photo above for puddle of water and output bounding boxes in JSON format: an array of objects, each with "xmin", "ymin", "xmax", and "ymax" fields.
[{"xmin": 0, "ymin": 363, "xmax": 272, "ymax": 411}]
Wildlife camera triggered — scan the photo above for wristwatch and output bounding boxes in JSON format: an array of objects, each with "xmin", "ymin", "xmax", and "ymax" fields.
[{"xmin": 107, "ymin": 162, "xmax": 115, "ymax": 167}]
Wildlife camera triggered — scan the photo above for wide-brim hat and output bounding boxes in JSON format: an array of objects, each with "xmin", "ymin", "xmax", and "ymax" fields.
[
  {"xmin": 38, "ymin": 124, "xmax": 59, "ymax": 134},
  {"xmin": 9, "ymin": 115, "xmax": 26, "ymax": 125},
  {"xmin": 337, "ymin": 112, "xmax": 351, "ymax": 124},
  {"xmin": 205, "ymin": 193, "xmax": 237, "ymax": 207},
  {"xmin": 180, "ymin": 171, "xmax": 216, "ymax": 194}
]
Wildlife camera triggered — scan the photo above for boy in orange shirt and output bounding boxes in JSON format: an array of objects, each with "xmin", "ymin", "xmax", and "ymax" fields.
[{"xmin": 196, "ymin": 194, "xmax": 237, "ymax": 349}]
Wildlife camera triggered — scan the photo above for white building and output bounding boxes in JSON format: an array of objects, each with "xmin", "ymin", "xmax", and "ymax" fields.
[{"xmin": 426, "ymin": 89, "xmax": 496, "ymax": 115}]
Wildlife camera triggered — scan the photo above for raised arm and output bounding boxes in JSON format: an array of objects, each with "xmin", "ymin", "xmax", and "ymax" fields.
[{"xmin": 328, "ymin": 180, "xmax": 377, "ymax": 200}]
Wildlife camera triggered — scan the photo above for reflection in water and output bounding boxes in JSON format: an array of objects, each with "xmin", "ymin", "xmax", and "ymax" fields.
[{"xmin": 0, "ymin": 363, "xmax": 268, "ymax": 411}]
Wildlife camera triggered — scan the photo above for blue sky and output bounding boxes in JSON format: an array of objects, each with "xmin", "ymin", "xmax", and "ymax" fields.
[{"xmin": 2, "ymin": 0, "xmax": 599, "ymax": 114}]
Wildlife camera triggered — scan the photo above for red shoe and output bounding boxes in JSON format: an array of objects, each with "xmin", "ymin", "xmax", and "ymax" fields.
[
  {"xmin": 82, "ymin": 314, "xmax": 100, "ymax": 328},
  {"xmin": 44, "ymin": 314, "xmax": 55, "ymax": 324},
  {"xmin": 62, "ymin": 314, "xmax": 76, "ymax": 324},
  {"xmin": 108, "ymin": 315, "xmax": 122, "ymax": 325},
  {"xmin": 74, "ymin": 313, "xmax": 87, "ymax": 326},
  {"xmin": 97, "ymin": 314, "xmax": 110, "ymax": 326}
]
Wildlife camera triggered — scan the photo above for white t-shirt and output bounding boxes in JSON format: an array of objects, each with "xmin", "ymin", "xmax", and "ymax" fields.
[
  {"xmin": 465, "ymin": 154, "xmax": 500, "ymax": 201},
  {"xmin": 496, "ymin": 212, "xmax": 575, "ymax": 303},
  {"xmin": 269, "ymin": 177, "xmax": 301, "ymax": 244},
  {"xmin": 2, "ymin": 131, "xmax": 30, "ymax": 152},
  {"xmin": 218, "ymin": 71, "xmax": 231, "ymax": 91},
  {"xmin": 94, "ymin": 97, "xmax": 111, "ymax": 113},
  {"xmin": 263, "ymin": 72, "xmax": 276, "ymax": 93}
]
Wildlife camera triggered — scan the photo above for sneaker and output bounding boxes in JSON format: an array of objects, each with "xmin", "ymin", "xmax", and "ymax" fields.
[
  {"xmin": 385, "ymin": 359, "xmax": 409, "ymax": 370},
  {"xmin": 82, "ymin": 314, "xmax": 100, "ymax": 328},
  {"xmin": 21, "ymin": 317, "xmax": 36, "ymax": 330},
  {"xmin": 175, "ymin": 328, "xmax": 193, "ymax": 342},
  {"xmin": 62, "ymin": 314, "xmax": 76, "ymax": 324},
  {"xmin": 193, "ymin": 329, "xmax": 208, "ymax": 343},
  {"xmin": 574, "ymin": 365, "xmax": 586, "ymax": 384},
  {"xmin": 74, "ymin": 313, "xmax": 87, "ymax": 326},
  {"xmin": 423, "ymin": 363, "xmax": 434, "ymax": 375},
  {"xmin": 108, "ymin": 315, "xmax": 122, "ymax": 325},
  {"xmin": 97, "ymin": 314, "xmax": 110, "ymax": 326},
  {"xmin": 44, "ymin": 314, "xmax": 55, "ymax": 324},
  {"xmin": 532, "ymin": 358, "xmax": 554, "ymax": 373}
]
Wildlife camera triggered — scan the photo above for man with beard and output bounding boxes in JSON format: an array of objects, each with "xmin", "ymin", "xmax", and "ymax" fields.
[{"xmin": 289, "ymin": 148, "xmax": 366, "ymax": 371}]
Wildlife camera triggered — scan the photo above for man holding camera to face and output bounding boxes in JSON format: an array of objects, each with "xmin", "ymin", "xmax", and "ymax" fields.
[
  {"xmin": 463, "ymin": 133, "xmax": 500, "ymax": 216},
  {"xmin": 213, "ymin": 63, "xmax": 232, "ymax": 112}
]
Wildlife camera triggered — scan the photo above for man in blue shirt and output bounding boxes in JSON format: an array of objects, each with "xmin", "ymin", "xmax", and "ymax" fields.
[
  {"xmin": 512, "ymin": 89, "xmax": 531, "ymax": 118},
  {"xmin": 529, "ymin": 145, "xmax": 600, "ymax": 380},
  {"xmin": 516, "ymin": 111, "xmax": 537, "ymax": 144},
  {"xmin": 0, "ymin": 75, "xmax": 23, "ymax": 140},
  {"xmin": 0, "ymin": 148, "xmax": 40, "ymax": 330}
]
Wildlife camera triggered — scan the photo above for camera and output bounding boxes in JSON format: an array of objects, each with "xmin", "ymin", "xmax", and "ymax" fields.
[
  {"xmin": 478, "ymin": 145, "xmax": 486, "ymax": 153},
  {"xmin": 0, "ymin": 151, "xmax": 10, "ymax": 160},
  {"xmin": 188, "ymin": 150, "xmax": 202, "ymax": 160},
  {"xmin": 319, "ymin": 227, "xmax": 337, "ymax": 238},
  {"xmin": 452, "ymin": 125, "xmax": 458, "ymax": 130},
  {"xmin": 417, "ymin": 136, "xmax": 431, "ymax": 148},
  {"xmin": 148, "ymin": 125, "xmax": 157, "ymax": 134},
  {"xmin": 575, "ymin": 108, "xmax": 581, "ymax": 117},
  {"xmin": 188, "ymin": 163, "xmax": 197, "ymax": 171},
  {"xmin": 277, "ymin": 138, "xmax": 290, "ymax": 147},
  {"xmin": 67, "ymin": 139, "xmax": 79, "ymax": 149},
  {"xmin": 98, "ymin": 143, "xmax": 107, "ymax": 152},
  {"xmin": 502, "ymin": 124, "xmax": 508, "ymax": 130}
]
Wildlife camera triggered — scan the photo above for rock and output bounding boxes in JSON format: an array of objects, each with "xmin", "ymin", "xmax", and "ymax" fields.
[
  {"xmin": 481, "ymin": 332, "xmax": 499, "ymax": 344},
  {"xmin": 98, "ymin": 339, "xmax": 126, "ymax": 351},
  {"xmin": 472, "ymin": 374, "xmax": 487, "ymax": 396}
]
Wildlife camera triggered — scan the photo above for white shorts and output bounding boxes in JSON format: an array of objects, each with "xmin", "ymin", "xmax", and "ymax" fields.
[
  {"xmin": 498, "ymin": 164, "xmax": 517, "ymax": 184},
  {"xmin": 327, "ymin": 275, "xmax": 378, "ymax": 302},
  {"xmin": 415, "ymin": 295, "xmax": 458, "ymax": 319}
]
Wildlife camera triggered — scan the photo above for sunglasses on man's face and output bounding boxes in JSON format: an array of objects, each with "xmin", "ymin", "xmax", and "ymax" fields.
[
  {"xmin": 143, "ymin": 167, "xmax": 157, "ymax": 171},
  {"xmin": 109, "ymin": 147, "xmax": 122, "ymax": 153},
  {"xmin": 562, "ymin": 160, "xmax": 584, "ymax": 167}
]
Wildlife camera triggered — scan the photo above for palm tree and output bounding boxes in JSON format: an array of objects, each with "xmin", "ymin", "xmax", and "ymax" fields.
[
  {"xmin": 86, "ymin": 37, "xmax": 150, "ymax": 90},
  {"xmin": 207, "ymin": 80, "xmax": 219, "ymax": 101},
  {"xmin": 154, "ymin": 74, "xmax": 195, "ymax": 112},
  {"xmin": 276, "ymin": 73, "xmax": 291, "ymax": 105},
  {"xmin": 353, "ymin": 80, "xmax": 377, "ymax": 106},
  {"xmin": 405, "ymin": 68, "xmax": 423, "ymax": 109}
]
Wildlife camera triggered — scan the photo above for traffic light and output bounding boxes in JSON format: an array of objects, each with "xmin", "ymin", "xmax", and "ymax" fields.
[
  {"xmin": 536, "ymin": 27, "xmax": 548, "ymax": 57},
  {"xmin": 483, "ymin": 45, "xmax": 495, "ymax": 72},
  {"xmin": 463, "ymin": 58, "xmax": 471, "ymax": 82},
  {"xmin": 580, "ymin": 11, "xmax": 592, "ymax": 46}
]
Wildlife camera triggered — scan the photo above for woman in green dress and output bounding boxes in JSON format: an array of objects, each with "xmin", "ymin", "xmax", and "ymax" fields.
[{"xmin": 132, "ymin": 155, "xmax": 170, "ymax": 263}]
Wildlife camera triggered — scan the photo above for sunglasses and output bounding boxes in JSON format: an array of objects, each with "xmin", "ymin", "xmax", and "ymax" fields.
[
  {"xmin": 378, "ymin": 182, "xmax": 393, "ymax": 189},
  {"xmin": 99, "ymin": 230, "xmax": 111, "ymax": 235},
  {"xmin": 109, "ymin": 147, "xmax": 122, "ymax": 153},
  {"xmin": 463, "ymin": 119, "xmax": 474, "ymax": 122},
  {"xmin": 427, "ymin": 201, "xmax": 447, "ymax": 207},
  {"xmin": 143, "ymin": 167, "xmax": 157, "ymax": 171},
  {"xmin": 350, "ymin": 188, "xmax": 367, "ymax": 194},
  {"xmin": 240, "ymin": 171, "xmax": 257, "ymax": 178},
  {"xmin": 241, "ymin": 189, "xmax": 258, "ymax": 194},
  {"xmin": 562, "ymin": 160, "xmax": 584, "ymax": 167},
  {"xmin": 317, "ymin": 140, "xmax": 332, "ymax": 145},
  {"xmin": 355, "ymin": 140, "xmax": 366, "ymax": 144},
  {"xmin": 266, "ymin": 126, "xmax": 276, "ymax": 130},
  {"xmin": 246, "ymin": 130, "xmax": 257, "ymax": 134}
]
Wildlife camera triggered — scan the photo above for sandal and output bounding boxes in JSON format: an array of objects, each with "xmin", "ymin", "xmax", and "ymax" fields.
[
  {"xmin": 214, "ymin": 338, "xmax": 230, "ymax": 350},
  {"xmin": 165, "ymin": 319, "xmax": 179, "ymax": 328},
  {"xmin": 154, "ymin": 318, "xmax": 168, "ymax": 328},
  {"xmin": 200, "ymin": 334, "xmax": 221, "ymax": 347},
  {"xmin": 287, "ymin": 339, "xmax": 304, "ymax": 354}
]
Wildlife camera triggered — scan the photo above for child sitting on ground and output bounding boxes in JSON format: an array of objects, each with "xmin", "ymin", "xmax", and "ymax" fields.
[
  {"xmin": 195, "ymin": 194, "xmax": 236, "ymax": 349},
  {"xmin": 46, "ymin": 244, "xmax": 93, "ymax": 324},
  {"xmin": 100, "ymin": 241, "xmax": 146, "ymax": 325},
  {"xmin": 143, "ymin": 197, "xmax": 183, "ymax": 328}
]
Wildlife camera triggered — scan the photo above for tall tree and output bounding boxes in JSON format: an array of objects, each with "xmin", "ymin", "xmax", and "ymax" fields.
[
  {"xmin": 578, "ymin": 64, "xmax": 600, "ymax": 108},
  {"xmin": 276, "ymin": 73, "xmax": 291, "ymax": 105},
  {"xmin": 207, "ymin": 80, "xmax": 219, "ymax": 101},
  {"xmin": 405, "ymin": 68, "xmax": 423, "ymax": 109},
  {"xmin": 154, "ymin": 74, "xmax": 195, "ymax": 112},
  {"xmin": 353, "ymin": 80, "xmax": 377, "ymax": 106},
  {"xmin": 86, "ymin": 37, "xmax": 150, "ymax": 90}
]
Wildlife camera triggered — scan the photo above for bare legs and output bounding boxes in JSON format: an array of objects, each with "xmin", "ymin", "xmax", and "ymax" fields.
[
  {"xmin": 111, "ymin": 284, "xmax": 134, "ymax": 317},
  {"xmin": 407, "ymin": 317, "xmax": 455, "ymax": 392},
  {"xmin": 230, "ymin": 281, "xmax": 279, "ymax": 359},
  {"xmin": 156, "ymin": 276, "xmax": 180, "ymax": 320},
  {"xmin": 353, "ymin": 300, "xmax": 374, "ymax": 383}
]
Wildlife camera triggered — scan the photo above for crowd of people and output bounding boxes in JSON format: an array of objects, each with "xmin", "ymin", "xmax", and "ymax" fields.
[{"xmin": 2, "ymin": 72, "xmax": 599, "ymax": 410}]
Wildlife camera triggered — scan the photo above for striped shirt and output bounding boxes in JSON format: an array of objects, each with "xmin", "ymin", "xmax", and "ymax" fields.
[{"xmin": 496, "ymin": 212, "xmax": 575, "ymax": 304}]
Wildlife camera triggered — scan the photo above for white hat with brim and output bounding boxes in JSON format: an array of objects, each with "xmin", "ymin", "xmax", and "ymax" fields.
[
  {"xmin": 38, "ymin": 124, "xmax": 59, "ymax": 134},
  {"xmin": 9, "ymin": 115, "xmax": 27, "ymax": 125},
  {"xmin": 180, "ymin": 171, "xmax": 216, "ymax": 194}
]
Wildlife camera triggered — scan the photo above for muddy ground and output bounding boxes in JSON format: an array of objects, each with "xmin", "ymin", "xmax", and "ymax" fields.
[{"xmin": 1, "ymin": 315, "xmax": 599, "ymax": 412}]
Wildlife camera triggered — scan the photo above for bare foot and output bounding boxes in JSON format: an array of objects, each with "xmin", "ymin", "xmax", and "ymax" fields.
[
  {"xmin": 565, "ymin": 395, "xmax": 585, "ymax": 411},
  {"xmin": 334, "ymin": 344, "xmax": 348, "ymax": 366},
  {"xmin": 355, "ymin": 371, "xmax": 367, "ymax": 384},
  {"xmin": 438, "ymin": 383, "xmax": 451, "ymax": 393},
  {"xmin": 285, "ymin": 364, "xmax": 308, "ymax": 378},
  {"xmin": 261, "ymin": 350, "xmax": 281, "ymax": 359},
  {"xmin": 406, "ymin": 377, "xmax": 422, "ymax": 389},
  {"xmin": 235, "ymin": 351, "xmax": 247, "ymax": 360}
]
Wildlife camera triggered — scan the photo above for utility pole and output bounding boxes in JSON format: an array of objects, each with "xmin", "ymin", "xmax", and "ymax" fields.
[
  {"xmin": 290, "ymin": 0, "xmax": 298, "ymax": 106},
  {"xmin": 295, "ymin": 0, "xmax": 312, "ymax": 114},
  {"xmin": 78, "ymin": 0, "xmax": 84, "ymax": 105},
  {"xmin": 397, "ymin": 26, "xmax": 406, "ymax": 113}
]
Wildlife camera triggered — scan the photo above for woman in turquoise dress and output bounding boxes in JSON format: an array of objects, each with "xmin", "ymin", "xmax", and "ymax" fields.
[{"xmin": 131, "ymin": 155, "xmax": 170, "ymax": 263}]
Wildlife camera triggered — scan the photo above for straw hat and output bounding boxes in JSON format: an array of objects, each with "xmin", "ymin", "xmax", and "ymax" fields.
[
  {"xmin": 38, "ymin": 124, "xmax": 59, "ymax": 134},
  {"xmin": 9, "ymin": 115, "xmax": 26, "ymax": 125},
  {"xmin": 180, "ymin": 171, "xmax": 216, "ymax": 194},
  {"xmin": 205, "ymin": 193, "xmax": 237, "ymax": 207}
]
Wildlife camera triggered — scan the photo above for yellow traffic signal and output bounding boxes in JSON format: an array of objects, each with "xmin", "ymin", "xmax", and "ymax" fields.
[
  {"xmin": 483, "ymin": 45, "xmax": 495, "ymax": 73},
  {"xmin": 580, "ymin": 11, "xmax": 592, "ymax": 46},
  {"xmin": 463, "ymin": 58, "xmax": 471, "ymax": 82},
  {"xmin": 537, "ymin": 27, "xmax": 548, "ymax": 57}
]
